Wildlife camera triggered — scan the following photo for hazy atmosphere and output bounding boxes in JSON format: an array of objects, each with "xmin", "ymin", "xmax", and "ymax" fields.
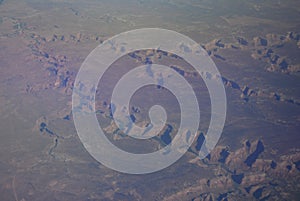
[{"xmin": 0, "ymin": 0, "xmax": 300, "ymax": 200}]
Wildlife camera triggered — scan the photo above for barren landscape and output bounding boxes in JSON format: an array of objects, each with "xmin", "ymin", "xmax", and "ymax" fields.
[{"xmin": 0, "ymin": 0, "xmax": 299, "ymax": 200}]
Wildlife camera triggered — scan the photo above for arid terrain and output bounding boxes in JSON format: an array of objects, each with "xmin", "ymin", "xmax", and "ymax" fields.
[{"xmin": 0, "ymin": 0, "xmax": 299, "ymax": 200}]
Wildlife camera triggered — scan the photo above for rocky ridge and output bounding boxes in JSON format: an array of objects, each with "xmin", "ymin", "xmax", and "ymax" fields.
[
  {"xmin": 164, "ymin": 140, "xmax": 300, "ymax": 201},
  {"xmin": 204, "ymin": 31, "xmax": 300, "ymax": 74},
  {"xmin": 22, "ymin": 31, "xmax": 300, "ymax": 108}
]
